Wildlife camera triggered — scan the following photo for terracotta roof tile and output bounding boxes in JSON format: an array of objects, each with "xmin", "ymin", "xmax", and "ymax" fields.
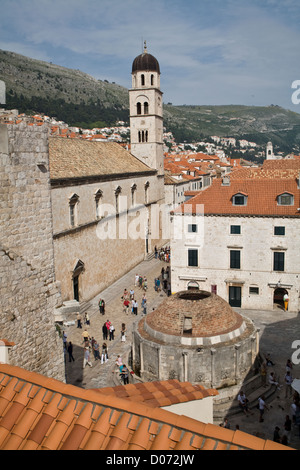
[
  {"xmin": 99, "ymin": 379, "xmax": 217, "ymax": 408},
  {"xmin": 175, "ymin": 175, "xmax": 300, "ymax": 217},
  {"xmin": 49, "ymin": 137, "xmax": 154, "ymax": 180},
  {"xmin": 0, "ymin": 364, "xmax": 291, "ymax": 450}
]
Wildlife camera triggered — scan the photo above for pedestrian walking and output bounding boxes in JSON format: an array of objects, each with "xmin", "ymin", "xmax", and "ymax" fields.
[
  {"xmin": 123, "ymin": 298, "xmax": 130, "ymax": 314},
  {"xmin": 237, "ymin": 390, "xmax": 252, "ymax": 416},
  {"xmin": 82, "ymin": 329, "xmax": 89, "ymax": 343},
  {"xmin": 67, "ymin": 341, "xmax": 75, "ymax": 362},
  {"xmin": 220, "ymin": 418, "xmax": 230, "ymax": 429},
  {"xmin": 102, "ymin": 322, "xmax": 108, "ymax": 340},
  {"xmin": 121, "ymin": 364, "xmax": 129, "ymax": 385},
  {"xmin": 77, "ymin": 313, "xmax": 82, "ymax": 328},
  {"xmin": 105, "ymin": 319, "xmax": 111, "ymax": 331},
  {"xmin": 109, "ymin": 323, "xmax": 115, "ymax": 341},
  {"xmin": 94, "ymin": 341, "xmax": 100, "ymax": 360},
  {"xmin": 121, "ymin": 323, "xmax": 126, "ymax": 342},
  {"xmin": 135, "ymin": 274, "xmax": 139, "ymax": 286},
  {"xmin": 283, "ymin": 292, "xmax": 289, "ymax": 311},
  {"xmin": 266, "ymin": 353, "xmax": 275, "ymax": 366},
  {"xmin": 283, "ymin": 415, "xmax": 292, "ymax": 444},
  {"xmin": 142, "ymin": 295, "xmax": 147, "ymax": 315},
  {"xmin": 62, "ymin": 331, "xmax": 67, "ymax": 349},
  {"xmin": 123, "ymin": 288, "xmax": 129, "ymax": 301},
  {"xmin": 260, "ymin": 362, "xmax": 267, "ymax": 387},
  {"xmin": 84, "ymin": 312, "xmax": 90, "ymax": 326},
  {"xmin": 101, "ymin": 342, "xmax": 108, "ymax": 364},
  {"xmin": 115, "ymin": 355, "xmax": 123, "ymax": 368},
  {"xmin": 129, "ymin": 288, "xmax": 134, "ymax": 300},
  {"xmin": 133, "ymin": 299, "xmax": 138, "ymax": 315},
  {"xmin": 286, "ymin": 359, "xmax": 293, "ymax": 373},
  {"xmin": 258, "ymin": 395, "xmax": 269, "ymax": 422},
  {"xmin": 83, "ymin": 347, "xmax": 92, "ymax": 368},
  {"xmin": 269, "ymin": 371, "xmax": 282, "ymax": 390},
  {"xmin": 273, "ymin": 426, "xmax": 281, "ymax": 443},
  {"xmin": 99, "ymin": 298, "xmax": 105, "ymax": 315},
  {"xmin": 284, "ymin": 370, "xmax": 293, "ymax": 398}
]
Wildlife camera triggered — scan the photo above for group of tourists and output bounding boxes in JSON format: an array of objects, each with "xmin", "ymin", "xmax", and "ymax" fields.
[
  {"xmin": 226, "ymin": 354, "xmax": 300, "ymax": 447},
  {"xmin": 154, "ymin": 265, "xmax": 171, "ymax": 296},
  {"xmin": 121, "ymin": 287, "xmax": 147, "ymax": 316},
  {"xmin": 82, "ymin": 328, "xmax": 109, "ymax": 367},
  {"xmin": 154, "ymin": 245, "xmax": 171, "ymax": 262}
]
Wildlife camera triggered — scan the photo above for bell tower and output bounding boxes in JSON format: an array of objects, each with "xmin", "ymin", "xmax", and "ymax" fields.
[{"xmin": 129, "ymin": 42, "xmax": 164, "ymax": 176}]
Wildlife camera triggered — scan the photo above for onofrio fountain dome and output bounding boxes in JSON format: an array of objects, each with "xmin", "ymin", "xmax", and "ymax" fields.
[{"xmin": 132, "ymin": 290, "xmax": 259, "ymax": 389}]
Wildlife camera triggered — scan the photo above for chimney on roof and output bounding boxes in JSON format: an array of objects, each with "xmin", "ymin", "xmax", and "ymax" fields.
[
  {"xmin": 0, "ymin": 339, "xmax": 15, "ymax": 364},
  {"xmin": 222, "ymin": 175, "xmax": 230, "ymax": 186}
]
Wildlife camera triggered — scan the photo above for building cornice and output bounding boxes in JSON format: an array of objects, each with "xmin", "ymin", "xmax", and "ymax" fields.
[{"xmin": 50, "ymin": 170, "xmax": 157, "ymax": 188}]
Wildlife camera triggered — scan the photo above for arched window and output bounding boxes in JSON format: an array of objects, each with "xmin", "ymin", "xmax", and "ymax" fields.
[
  {"xmin": 141, "ymin": 74, "xmax": 145, "ymax": 86},
  {"xmin": 151, "ymin": 74, "xmax": 154, "ymax": 86},
  {"xmin": 131, "ymin": 183, "xmax": 137, "ymax": 207},
  {"xmin": 95, "ymin": 189, "xmax": 103, "ymax": 219},
  {"xmin": 69, "ymin": 193, "xmax": 79, "ymax": 227},
  {"xmin": 144, "ymin": 181, "xmax": 150, "ymax": 204},
  {"xmin": 144, "ymin": 102, "xmax": 149, "ymax": 114},
  {"xmin": 137, "ymin": 102, "xmax": 141, "ymax": 115},
  {"xmin": 115, "ymin": 186, "xmax": 122, "ymax": 214}
]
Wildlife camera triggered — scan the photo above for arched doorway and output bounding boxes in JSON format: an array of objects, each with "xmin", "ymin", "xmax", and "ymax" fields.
[
  {"xmin": 273, "ymin": 287, "xmax": 288, "ymax": 310},
  {"xmin": 72, "ymin": 259, "xmax": 85, "ymax": 302},
  {"xmin": 187, "ymin": 281, "xmax": 199, "ymax": 290}
]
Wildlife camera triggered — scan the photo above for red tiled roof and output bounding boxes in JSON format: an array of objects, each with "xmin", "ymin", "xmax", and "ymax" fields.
[
  {"xmin": 98, "ymin": 380, "xmax": 218, "ymax": 408},
  {"xmin": 175, "ymin": 176, "xmax": 300, "ymax": 217},
  {"xmin": 0, "ymin": 364, "xmax": 290, "ymax": 450}
]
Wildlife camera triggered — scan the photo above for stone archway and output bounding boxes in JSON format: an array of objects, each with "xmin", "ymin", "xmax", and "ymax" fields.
[
  {"xmin": 72, "ymin": 259, "xmax": 85, "ymax": 302},
  {"xmin": 273, "ymin": 287, "xmax": 288, "ymax": 310}
]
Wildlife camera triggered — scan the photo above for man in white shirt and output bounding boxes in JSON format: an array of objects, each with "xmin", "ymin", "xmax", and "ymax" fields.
[{"xmin": 258, "ymin": 395, "xmax": 269, "ymax": 422}]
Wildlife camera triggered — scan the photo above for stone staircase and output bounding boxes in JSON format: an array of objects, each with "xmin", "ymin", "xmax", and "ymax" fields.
[{"xmin": 213, "ymin": 374, "xmax": 277, "ymax": 420}]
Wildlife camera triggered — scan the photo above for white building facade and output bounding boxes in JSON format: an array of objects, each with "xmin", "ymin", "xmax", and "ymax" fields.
[{"xmin": 170, "ymin": 169, "xmax": 300, "ymax": 312}]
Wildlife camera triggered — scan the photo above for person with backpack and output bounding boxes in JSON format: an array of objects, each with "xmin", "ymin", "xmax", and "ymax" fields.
[{"xmin": 121, "ymin": 364, "xmax": 129, "ymax": 385}]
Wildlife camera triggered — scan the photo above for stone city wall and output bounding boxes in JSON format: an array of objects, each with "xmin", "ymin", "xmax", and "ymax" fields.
[{"xmin": 0, "ymin": 122, "xmax": 65, "ymax": 380}]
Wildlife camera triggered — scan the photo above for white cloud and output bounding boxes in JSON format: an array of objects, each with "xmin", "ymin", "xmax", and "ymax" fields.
[{"xmin": 1, "ymin": 0, "xmax": 300, "ymax": 109}]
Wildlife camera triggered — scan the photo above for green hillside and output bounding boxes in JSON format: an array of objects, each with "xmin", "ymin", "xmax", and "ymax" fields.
[{"xmin": 1, "ymin": 49, "xmax": 300, "ymax": 152}]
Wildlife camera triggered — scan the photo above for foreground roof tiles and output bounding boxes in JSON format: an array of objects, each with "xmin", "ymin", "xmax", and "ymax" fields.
[{"xmin": 0, "ymin": 364, "xmax": 290, "ymax": 450}]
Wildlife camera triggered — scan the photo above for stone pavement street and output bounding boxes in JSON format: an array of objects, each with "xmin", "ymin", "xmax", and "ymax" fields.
[
  {"xmin": 62, "ymin": 261, "xmax": 300, "ymax": 449},
  {"xmin": 63, "ymin": 257, "xmax": 168, "ymax": 389}
]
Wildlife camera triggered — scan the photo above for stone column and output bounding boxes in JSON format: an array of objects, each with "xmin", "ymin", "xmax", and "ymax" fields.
[
  {"xmin": 210, "ymin": 348, "xmax": 216, "ymax": 387},
  {"xmin": 235, "ymin": 343, "xmax": 241, "ymax": 384},
  {"xmin": 182, "ymin": 352, "xmax": 188, "ymax": 382},
  {"xmin": 139, "ymin": 342, "xmax": 144, "ymax": 378}
]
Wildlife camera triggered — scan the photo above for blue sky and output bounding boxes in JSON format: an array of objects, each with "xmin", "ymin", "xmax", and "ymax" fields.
[{"xmin": 1, "ymin": 0, "xmax": 300, "ymax": 111}]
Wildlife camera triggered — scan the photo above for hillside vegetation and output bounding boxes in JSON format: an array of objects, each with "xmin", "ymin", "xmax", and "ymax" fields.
[{"xmin": 1, "ymin": 49, "xmax": 300, "ymax": 152}]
